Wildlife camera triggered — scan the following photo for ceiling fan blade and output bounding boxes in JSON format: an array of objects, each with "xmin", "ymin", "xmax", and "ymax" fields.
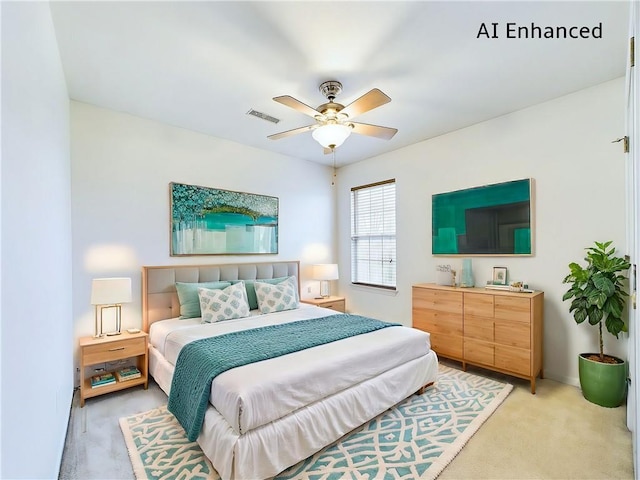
[
  {"xmin": 273, "ymin": 95, "xmax": 320, "ymax": 118},
  {"xmin": 267, "ymin": 124, "xmax": 316, "ymax": 141},
  {"xmin": 340, "ymin": 89, "xmax": 391, "ymax": 119},
  {"xmin": 350, "ymin": 122, "xmax": 398, "ymax": 140}
]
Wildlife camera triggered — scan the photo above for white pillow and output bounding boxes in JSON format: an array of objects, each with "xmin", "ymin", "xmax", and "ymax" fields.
[
  {"xmin": 254, "ymin": 276, "xmax": 299, "ymax": 314},
  {"xmin": 198, "ymin": 282, "xmax": 250, "ymax": 323}
]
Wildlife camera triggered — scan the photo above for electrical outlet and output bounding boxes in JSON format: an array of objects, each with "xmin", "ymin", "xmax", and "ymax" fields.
[{"xmin": 307, "ymin": 286, "xmax": 312, "ymax": 293}]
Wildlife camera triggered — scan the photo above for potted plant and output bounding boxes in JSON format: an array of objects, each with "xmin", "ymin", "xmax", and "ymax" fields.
[{"xmin": 562, "ymin": 240, "xmax": 630, "ymax": 407}]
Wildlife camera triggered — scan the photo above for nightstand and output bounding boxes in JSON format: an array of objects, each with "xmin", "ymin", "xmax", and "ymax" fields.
[
  {"xmin": 302, "ymin": 296, "xmax": 346, "ymax": 313},
  {"xmin": 79, "ymin": 331, "xmax": 149, "ymax": 407}
]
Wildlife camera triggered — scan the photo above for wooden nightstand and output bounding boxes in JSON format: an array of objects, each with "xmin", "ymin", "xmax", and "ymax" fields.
[
  {"xmin": 302, "ymin": 296, "xmax": 346, "ymax": 313},
  {"xmin": 79, "ymin": 331, "xmax": 149, "ymax": 407}
]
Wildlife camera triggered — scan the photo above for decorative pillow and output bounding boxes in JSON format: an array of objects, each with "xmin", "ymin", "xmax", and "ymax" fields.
[
  {"xmin": 232, "ymin": 276, "xmax": 290, "ymax": 310},
  {"xmin": 175, "ymin": 281, "xmax": 231, "ymax": 319},
  {"xmin": 254, "ymin": 276, "xmax": 299, "ymax": 314},
  {"xmin": 198, "ymin": 282, "xmax": 250, "ymax": 323}
]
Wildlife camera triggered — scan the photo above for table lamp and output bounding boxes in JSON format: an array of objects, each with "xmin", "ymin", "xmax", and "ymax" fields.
[
  {"xmin": 91, "ymin": 277, "xmax": 132, "ymax": 337},
  {"xmin": 312, "ymin": 264, "xmax": 339, "ymax": 298}
]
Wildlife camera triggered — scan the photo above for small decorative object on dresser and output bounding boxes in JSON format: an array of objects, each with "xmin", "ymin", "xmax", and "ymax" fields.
[
  {"xmin": 492, "ymin": 266, "xmax": 508, "ymax": 285},
  {"xmin": 301, "ymin": 296, "xmax": 346, "ymax": 313},
  {"xmin": 435, "ymin": 264, "xmax": 454, "ymax": 286},
  {"xmin": 460, "ymin": 258, "xmax": 474, "ymax": 287},
  {"xmin": 79, "ymin": 331, "xmax": 148, "ymax": 407}
]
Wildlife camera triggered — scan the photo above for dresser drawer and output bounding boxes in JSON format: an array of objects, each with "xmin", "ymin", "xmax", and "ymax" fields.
[
  {"xmin": 495, "ymin": 345, "xmax": 530, "ymax": 376},
  {"xmin": 464, "ymin": 338, "xmax": 494, "ymax": 366},
  {"xmin": 464, "ymin": 315, "xmax": 494, "ymax": 341},
  {"xmin": 495, "ymin": 320, "xmax": 530, "ymax": 349},
  {"xmin": 414, "ymin": 310, "xmax": 463, "ymax": 336},
  {"xmin": 430, "ymin": 333, "xmax": 463, "ymax": 359},
  {"xmin": 83, "ymin": 336, "xmax": 146, "ymax": 364},
  {"xmin": 464, "ymin": 293, "xmax": 494, "ymax": 317},
  {"xmin": 495, "ymin": 296, "xmax": 531, "ymax": 323},
  {"xmin": 413, "ymin": 288, "xmax": 463, "ymax": 314}
]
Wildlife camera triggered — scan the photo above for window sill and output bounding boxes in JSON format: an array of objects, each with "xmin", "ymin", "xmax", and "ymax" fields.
[{"xmin": 350, "ymin": 282, "xmax": 398, "ymax": 296}]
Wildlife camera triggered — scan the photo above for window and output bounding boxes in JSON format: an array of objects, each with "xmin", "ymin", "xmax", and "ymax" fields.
[{"xmin": 350, "ymin": 179, "xmax": 396, "ymax": 289}]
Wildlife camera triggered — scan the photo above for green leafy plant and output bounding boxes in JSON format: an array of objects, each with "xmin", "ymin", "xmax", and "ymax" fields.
[{"xmin": 562, "ymin": 241, "xmax": 630, "ymax": 362}]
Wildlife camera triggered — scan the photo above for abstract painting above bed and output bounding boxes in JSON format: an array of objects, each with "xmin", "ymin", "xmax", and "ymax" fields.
[{"xmin": 170, "ymin": 182, "xmax": 279, "ymax": 256}]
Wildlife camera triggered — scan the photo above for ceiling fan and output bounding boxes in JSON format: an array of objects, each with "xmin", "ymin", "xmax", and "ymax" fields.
[{"xmin": 268, "ymin": 80, "xmax": 398, "ymax": 152}]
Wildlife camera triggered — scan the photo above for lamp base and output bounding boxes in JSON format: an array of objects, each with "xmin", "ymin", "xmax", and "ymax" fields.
[
  {"xmin": 105, "ymin": 331, "xmax": 122, "ymax": 336},
  {"xmin": 320, "ymin": 280, "xmax": 331, "ymax": 298}
]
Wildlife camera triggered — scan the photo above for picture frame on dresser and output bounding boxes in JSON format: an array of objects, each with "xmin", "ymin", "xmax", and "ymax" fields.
[{"xmin": 492, "ymin": 266, "xmax": 508, "ymax": 285}]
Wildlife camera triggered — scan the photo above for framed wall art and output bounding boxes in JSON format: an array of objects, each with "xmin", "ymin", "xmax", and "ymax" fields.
[
  {"xmin": 432, "ymin": 178, "xmax": 534, "ymax": 256},
  {"xmin": 170, "ymin": 182, "xmax": 278, "ymax": 256}
]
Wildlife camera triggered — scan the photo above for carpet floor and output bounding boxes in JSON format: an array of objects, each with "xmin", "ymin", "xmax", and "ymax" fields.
[{"xmin": 119, "ymin": 365, "xmax": 512, "ymax": 480}]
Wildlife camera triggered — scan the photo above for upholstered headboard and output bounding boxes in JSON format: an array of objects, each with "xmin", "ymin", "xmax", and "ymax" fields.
[{"xmin": 141, "ymin": 261, "xmax": 300, "ymax": 332}]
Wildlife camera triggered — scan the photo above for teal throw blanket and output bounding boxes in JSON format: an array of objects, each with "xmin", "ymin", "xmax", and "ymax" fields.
[{"xmin": 167, "ymin": 314, "xmax": 399, "ymax": 441}]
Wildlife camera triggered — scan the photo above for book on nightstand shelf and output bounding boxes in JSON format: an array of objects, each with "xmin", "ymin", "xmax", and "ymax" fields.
[
  {"xmin": 116, "ymin": 366, "xmax": 141, "ymax": 382},
  {"xmin": 90, "ymin": 372, "xmax": 116, "ymax": 388}
]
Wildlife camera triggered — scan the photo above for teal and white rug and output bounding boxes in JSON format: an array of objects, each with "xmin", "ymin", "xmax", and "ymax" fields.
[{"xmin": 120, "ymin": 364, "xmax": 512, "ymax": 480}]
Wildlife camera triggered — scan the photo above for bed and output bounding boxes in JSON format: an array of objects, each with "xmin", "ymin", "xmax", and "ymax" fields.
[{"xmin": 142, "ymin": 261, "xmax": 439, "ymax": 480}]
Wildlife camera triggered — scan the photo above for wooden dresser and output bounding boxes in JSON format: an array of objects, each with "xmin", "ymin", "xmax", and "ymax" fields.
[{"xmin": 412, "ymin": 283, "xmax": 544, "ymax": 393}]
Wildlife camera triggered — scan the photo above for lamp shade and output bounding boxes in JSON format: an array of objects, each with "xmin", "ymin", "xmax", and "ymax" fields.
[
  {"xmin": 312, "ymin": 264, "xmax": 339, "ymax": 281},
  {"xmin": 91, "ymin": 277, "xmax": 132, "ymax": 305},
  {"xmin": 312, "ymin": 124, "xmax": 352, "ymax": 149}
]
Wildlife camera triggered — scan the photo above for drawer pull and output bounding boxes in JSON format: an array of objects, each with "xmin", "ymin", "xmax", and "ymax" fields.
[{"xmin": 108, "ymin": 346, "xmax": 126, "ymax": 352}]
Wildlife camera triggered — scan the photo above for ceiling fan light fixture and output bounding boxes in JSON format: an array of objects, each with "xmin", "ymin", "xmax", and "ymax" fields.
[{"xmin": 312, "ymin": 123, "xmax": 352, "ymax": 149}]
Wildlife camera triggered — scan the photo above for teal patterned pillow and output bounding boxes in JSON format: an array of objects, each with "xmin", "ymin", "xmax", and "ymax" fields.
[
  {"xmin": 198, "ymin": 282, "xmax": 250, "ymax": 323},
  {"xmin": 254, "ymin": 276, "xmax": 299, "ymax": 314},
  {"xmin": 232, "ymin": 276, "xmax": 289, "ymax": 310},
  {"xmin": 175, "ymin": 281, "xmax": 231, "ymax": 319}
]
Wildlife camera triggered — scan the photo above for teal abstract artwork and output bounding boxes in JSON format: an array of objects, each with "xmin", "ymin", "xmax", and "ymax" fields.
[
  {"xmin": 170, "ymin": 182, "xmax": 278, "ymax": 255},
  {"xmin": 432, "ymin": 178, "xmax": 533, "ymax": 255}
]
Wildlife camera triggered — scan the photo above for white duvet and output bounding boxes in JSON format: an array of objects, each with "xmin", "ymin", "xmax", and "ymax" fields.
[{"xmin": 149, "ymin": 304, "xmax": 431, "ymax": 435}]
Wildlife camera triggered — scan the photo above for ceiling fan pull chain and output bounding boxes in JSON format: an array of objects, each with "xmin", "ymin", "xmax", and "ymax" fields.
[{"xmin": 332, "ymin": 148, "xmax": 337, "ymax": 186}]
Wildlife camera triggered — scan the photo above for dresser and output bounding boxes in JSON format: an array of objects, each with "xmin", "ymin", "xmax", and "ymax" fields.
[{"xmin": 412, "ymin": 284, "xmax": 544, "ymax": 393}]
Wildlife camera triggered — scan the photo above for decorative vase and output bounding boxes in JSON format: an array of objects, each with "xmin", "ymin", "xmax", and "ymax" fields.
[
  {"xmin": 578, "ymin": 353, "xmax": 627, "ymax": 407},
  {"xmin": 460, "ymin": 258, "xmax": 474, "ymax": 287}
]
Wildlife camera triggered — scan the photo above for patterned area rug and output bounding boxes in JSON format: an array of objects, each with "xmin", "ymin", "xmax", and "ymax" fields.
[{"xmin": 120, "ymin": 364, "xmax": 512, "ymax": 480}]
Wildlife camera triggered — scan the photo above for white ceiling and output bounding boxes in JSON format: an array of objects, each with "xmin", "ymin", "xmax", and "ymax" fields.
[{"xmin": 50, "ymin": 1, "xmax": 629, "ymax": 167}]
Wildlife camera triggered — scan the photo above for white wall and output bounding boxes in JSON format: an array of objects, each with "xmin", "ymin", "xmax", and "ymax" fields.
[
  {"xmin": 71, "ymin": 102, "xmax": 336, "ymax": 350},
  {"xmin": 336, "ymin": 78, "xmax": 626, "ymax": 386},
  {"xmin": 1, "ymin": 2, "xmax": 73, "ymax": 478}
]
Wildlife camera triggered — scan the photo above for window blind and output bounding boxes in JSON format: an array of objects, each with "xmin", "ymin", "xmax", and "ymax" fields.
[{"xmin": 350, "ymin": 179, "xmax": 396, "ymax": 289}]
